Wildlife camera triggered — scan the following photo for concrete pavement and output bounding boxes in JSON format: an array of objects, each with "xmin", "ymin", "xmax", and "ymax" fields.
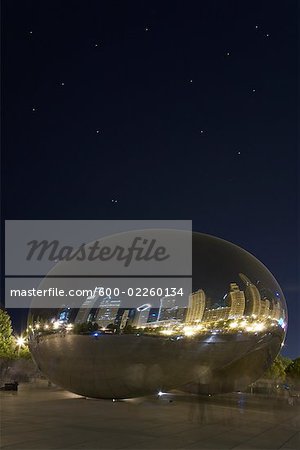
[{"xmin": 1, "ymin": 381, "xmax": 299, "ymax": 449}]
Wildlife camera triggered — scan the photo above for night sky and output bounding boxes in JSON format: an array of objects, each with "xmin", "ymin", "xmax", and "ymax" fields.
[{"xmin": 2, "ymin": 1, "xmax": 299, "ymax": 357}]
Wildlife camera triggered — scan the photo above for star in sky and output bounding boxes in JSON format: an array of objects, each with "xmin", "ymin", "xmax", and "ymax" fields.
[{"xmin": 4, "ymin": 0, "xmax": 298, "ymax": 358}]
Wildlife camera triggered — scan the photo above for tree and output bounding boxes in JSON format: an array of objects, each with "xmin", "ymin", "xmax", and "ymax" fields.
[
  {"xmin": 280, "ymin": 355, "xmax": 292, "ymax": 370},
  {"xmin": 122, "ymin": 324, "xmax": 133, "ymax": 334},
  {"xmin": 0, "ymin": 309, "xmax": 17, "ymax": 383},
  {"xmin": 264, "ymin": 354, "xmax": 290, "ymax": 381},
  {"xmin": 73, "ymin": 321, "xmax": 98, "ymax": 334},
  {"xmin": 0, "ymin": 309, "xmax": 15, "ymax": 359},
  {"xmin": 18, "ymin": 345, "xmax": 31, "ymax": 359},
  {"xmin": 0, "ymin": 310, "xmax": 37, "ymax": 383},
  {"xmin": 286, "ymin": 358, "xmax": 300, "ymax": 380}
]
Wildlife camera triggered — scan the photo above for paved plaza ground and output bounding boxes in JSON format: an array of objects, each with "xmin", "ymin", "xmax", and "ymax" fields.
[{"xmin": 1, "ymin": 381, "xmax": 300, "ymax": 450}]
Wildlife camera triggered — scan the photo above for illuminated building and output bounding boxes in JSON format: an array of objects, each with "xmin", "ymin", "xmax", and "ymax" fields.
[
  {"xmin": 158, "ymin": 296, "xmax": 177, "ymax": 321},
  {"xmin": 227, "ymin": 283, "xmax": 245, "ymax": 318},
  {"xmin": 95, "ymin": 297, "xmax": 121, "ymax": 328},
  {"xmin": 185, "ymin": 289, "xmax": 206, "ymax": 323},
  {"xmin": 147, "ymin": 307, "xmax": 159, "ymax": 323},
  {"xmin": 75, "ymin": 295, "xmax": 98, "ymax": 323},
  {"xmin": 239, "ymin": 273, "xmax": 261, "ymax": 316},
  {"xmin": 174, "ymin": 306, "xmax": 187, "ymax": 322},
  {"xmin": 271, "ymin": 300, "xmax": 281, "ymax": 320},
  {"xmin": 259, "ymin": 299, "xmax": 271, "ymax": 318},
  {"xmin": 132, "ymin": 305, "xmax": 151, "ymax": 328},
  {"xmin": 146, "ymin": 318, "xmax": 178, "ymax": 328},
  {"xmin": 203, "ymin": 306, "xmax": 230, "ymax": 321},
  {"xmin": 119, "ymin": 309, "xmax": 130, "ymax": 330},
  {"xmin": 114, "ymin": 308, "xmax": 135, "ymax": 329}
]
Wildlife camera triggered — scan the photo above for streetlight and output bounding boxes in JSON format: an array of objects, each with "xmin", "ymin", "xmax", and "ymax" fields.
[
  {"xmin": 15, "ymin": 335, "xmax": 26, "ymax": 355},
  {"xmin": 16, "ymin": 336, "xmax": 26, "ymax": 347}
]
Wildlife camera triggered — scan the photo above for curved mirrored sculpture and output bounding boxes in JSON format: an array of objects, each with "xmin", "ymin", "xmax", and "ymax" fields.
[{"xmin": 28, "ymin": 232, "xmax": 287, "ymax": 398}]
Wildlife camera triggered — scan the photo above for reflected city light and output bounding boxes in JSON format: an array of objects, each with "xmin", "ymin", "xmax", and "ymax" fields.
[
  {"xmin": 182, "ymin": 326, "xmax": 196, "ymax": 337},
  {"xmin": 160, "ymin": 329, "xmax": 173, "ymax": 336},
  {"xmin": 53, "ymin": 321, "xmax": 62, "ymax": 330}
]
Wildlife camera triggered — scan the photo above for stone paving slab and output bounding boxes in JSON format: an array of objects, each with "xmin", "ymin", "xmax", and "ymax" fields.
[{"xmin": 1, "ymin": 382, "xmax": 300, "ymax": 450}]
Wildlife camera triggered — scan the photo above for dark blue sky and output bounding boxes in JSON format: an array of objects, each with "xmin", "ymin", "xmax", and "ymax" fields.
[{"xmin": 2, "ymin": 0, "xmax": 299, "ymax": 357}]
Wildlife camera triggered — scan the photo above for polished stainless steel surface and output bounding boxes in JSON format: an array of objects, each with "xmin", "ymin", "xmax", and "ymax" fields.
[{"xmin": 29, "ymin": 233, "xmax": 287, "ymax": 398}]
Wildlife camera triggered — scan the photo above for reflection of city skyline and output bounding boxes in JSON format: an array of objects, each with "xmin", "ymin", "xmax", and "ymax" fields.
[
  {"xmin": 69, "ymin": 273, "xmax": 285, "ymax": 333},
  {"xmin": 183, "ymin": 273, "xmax": 283, "ymax": 325}
]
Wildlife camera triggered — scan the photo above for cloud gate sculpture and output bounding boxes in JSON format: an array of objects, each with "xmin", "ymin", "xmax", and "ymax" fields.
[{"xmin": 28, "ymin": 232, "xmax": 287, "ymax": 398}]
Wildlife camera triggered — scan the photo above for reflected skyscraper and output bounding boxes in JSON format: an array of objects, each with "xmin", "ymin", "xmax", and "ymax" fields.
[
  {"xmin": 271, "ymin": 300, "xmax": 281, "ymax": 320},
  {"xmin": 239, "ymin": 273, "xmax": 261, "ymax": 316},
  {"xmin": 158, "ymin": 296, "xmax": 176, "ymax": 321},
  {"xmin": 203, "ymin": 306, "xmax": 230, "ymax": 321},
  {"xmin": 95, "ymin": 297, "xmax": 121, "ymax": 327},
  {"xmin": 227, "ymin": 283, "xmax": 245, "ymax": 318},
  {"xmin": 119, "ymin": 309, "xmax": 130, "ymax": 330},
  {"xmin": 75, "ymin": 293, "xmax": 99, "ymax": 324},
  {"xmin": 259, "ymin": 299, "xmax": 271, "ymax": 318},
  {"xmin": 114, "ymin": 308, "xmax": 135, "ymax": 329},
  {"xmin": 132, "ymin": 305, "xmax": 150, "ymax": 328},
  {"xmin": 174, "ymin": 306, "xmax": 187, "ymax": 322},
  {"xmin": 147, "ymin": 307, "xmax": 159, "ymax": 323},
  {"xmin": 185, "ymin": 289, "xmax": 206, "ymax": 323}
]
